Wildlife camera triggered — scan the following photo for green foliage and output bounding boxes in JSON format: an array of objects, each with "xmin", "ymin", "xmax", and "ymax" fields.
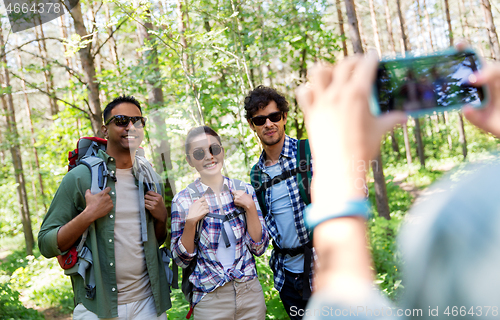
[
  {"xmin": 0, "ymin": 282, "xmax": 44, "ymax": 320},
  {"xmin": 369, "ymin": 213, "xmax": 404, "ymax": 301}
]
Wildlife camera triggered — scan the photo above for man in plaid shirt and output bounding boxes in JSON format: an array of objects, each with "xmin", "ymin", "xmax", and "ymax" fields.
[{"xmin": 245, "ymin": 86, "xmax": 314, "ymax": 320}]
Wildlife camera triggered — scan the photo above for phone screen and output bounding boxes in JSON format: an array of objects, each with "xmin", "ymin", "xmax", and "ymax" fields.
[{"xmin": 375, "ymin": 51, "xmax": 485, "ymax": 113}]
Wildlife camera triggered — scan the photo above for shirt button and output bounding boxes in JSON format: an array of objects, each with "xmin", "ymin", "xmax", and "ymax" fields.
[
  {"xmin": 111, "ymin": 192, "xmax": 115, "ymax": 195},
  {"xmin": 110, "ymin": 215, "xmax": 114, "ymax": 219},
  {"xmin": 110, "ymin": 262, "xmax": 113, "ymax": 266},
  {"xmin": 110, "ymin": 158, "xmax": 114, "ymax": 162},
  {"xmin": 112, "ymin": 287, "xmax": 116, "ymax": 292},
  {"xmin": 111, "ymin": 170, "xmax": 115, "ymax": 174},
  {"xmin": 109, "ymin": 239, "xmax": 112, "ymax": 243}
]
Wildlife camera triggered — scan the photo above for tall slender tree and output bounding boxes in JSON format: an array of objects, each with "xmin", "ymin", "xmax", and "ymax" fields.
[
  {"xmin": 443, "ymin": 0, "xmax": 468, "ymax": 159},
  {"xmin": 336, "ymin": 0, "xmax": 348, "ymax": 57},
  {"xmin": 481, "ymin": 0, "xmax": 500, "ymax": 59},
  {"xmin": 0, "ymin": 24, "xmax": 34, "ymax": 255},
  {"xmin": 345, "ymin": 0, "xmax": 390, "ymax": 219},
  {"xmin": 16, "ymin": 48, "xmax": 47, "ymax": 212},
  {"xmin": 396, "ymin": 0, "xmax": 417, "ymax": 166},
  {"xmin": 70, "ymin": 1, "xmax": 103, "ymax": 136},
  {"xmin": 135, "ymin": 2, "xmax": 177, "ymax": 235}
]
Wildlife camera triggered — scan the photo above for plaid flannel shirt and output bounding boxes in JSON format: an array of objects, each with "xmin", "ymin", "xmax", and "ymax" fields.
[
  {"xmin": 171, "ymin": 177, "xmax": 269, "ymax": 307},
  {"xmin": 254, "ymin": 135, "xmax": 314, "ymax": 292}
]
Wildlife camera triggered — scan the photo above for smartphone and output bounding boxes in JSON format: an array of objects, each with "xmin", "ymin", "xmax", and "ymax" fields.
[{"xmin": 371, "ymin": 49, "xmax": 488, "ymax": 117}]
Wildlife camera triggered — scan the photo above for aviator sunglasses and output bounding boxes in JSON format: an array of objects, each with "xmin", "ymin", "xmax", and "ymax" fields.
[
  {"xmin": 189, "ymin": 144, "xmax": 223, "ymax": 161},
  {"xmin": 105, "ymin": 115, "xmax": 147, "ymax": 128},
  {"xmin": 250, "ymin": 111, "xmax": 283, "ymax": 126}
]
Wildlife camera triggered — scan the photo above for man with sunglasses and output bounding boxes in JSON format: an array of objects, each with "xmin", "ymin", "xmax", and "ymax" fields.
[
  {"xmin": 39, "ymin": 96, "xmax": 171, "ymax": 319},
  {"xmin": 244, "ymin": 86, "xmax": 314, "ymax": 319}
]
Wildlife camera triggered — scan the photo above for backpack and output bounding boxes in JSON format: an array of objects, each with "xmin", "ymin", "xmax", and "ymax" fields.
[
  {"xmin": 181, "ymin": 179, "xmax": 247, "ymax": 318},
  {"xmin": 61, "ymin": 137, "xmax": 177, "ymax": 299},
  {"xmin": 250, "ymin": 139, "xmax": 312, "ymax": 217}
]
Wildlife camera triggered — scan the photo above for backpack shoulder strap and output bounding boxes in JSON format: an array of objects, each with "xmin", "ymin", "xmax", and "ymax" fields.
[
  {"xmin": 79, "ymin": 156, "xmax": 108, "ymax": 195},
  {"xmin": 296, "ymin": 139, "xmax": 312, "ymax": 205},
  {"xmin": 250, "ymin": 164, "xmax": 267, "ymax": 217}
]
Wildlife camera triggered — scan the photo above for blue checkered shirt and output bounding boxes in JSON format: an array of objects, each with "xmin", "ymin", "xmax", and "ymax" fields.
[
  {"xmin": 254, "ymin": 135, "xmax": 314, "ymax": 292},
  {"xmin": 171, "ymin": 177, "xmax": 269, "ymax": 307}
]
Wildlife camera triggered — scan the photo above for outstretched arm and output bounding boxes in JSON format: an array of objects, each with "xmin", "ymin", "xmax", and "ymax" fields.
[{"xmin": 296, "ymin": 53, "xmax": 407, "ymax": 292}]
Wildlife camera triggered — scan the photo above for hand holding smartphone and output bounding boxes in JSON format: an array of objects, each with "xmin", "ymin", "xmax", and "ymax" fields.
[{"xmin": 371, "ymin": 48, "xmax": 488, "ymax": 118}]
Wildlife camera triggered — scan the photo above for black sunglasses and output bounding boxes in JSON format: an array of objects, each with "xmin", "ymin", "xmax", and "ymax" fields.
[
  {"xmin": 250, "ymin": 111, "xmax": 283, "ymax": 126},
  {"xmin": 189, "ymin": 144, "xmax": 223, "ymax": 161},
  {"xmin": 105, "ymin": 115, "xmax": 147, "ymax": 128}
]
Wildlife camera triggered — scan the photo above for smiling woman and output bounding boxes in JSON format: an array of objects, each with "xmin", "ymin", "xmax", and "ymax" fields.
[{"xmin": 170, "ymin": 126, "xmax": 270, "ymax": 320}]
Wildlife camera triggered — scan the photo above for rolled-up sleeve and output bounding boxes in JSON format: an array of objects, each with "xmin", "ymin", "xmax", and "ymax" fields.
[
  {"xmin": 244, "ymin": 185, "xmax": 269, "ymax": 257},
  {"xmin": 38, "ymin": 172, "xmax": 84, "ymax": 258},
  {"xmin": 170, "ymin": 197, "xmax": 197, "ymax": 268}
]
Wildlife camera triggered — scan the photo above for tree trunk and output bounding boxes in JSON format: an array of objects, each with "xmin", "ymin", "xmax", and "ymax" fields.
[
  {"xmin": 372, "ymin": 154, "xmax": 390, "ymax": 219},
  {"xmin": 176, "ymin": 0, "xmax": 203, "ymax": 124},
  {"xmin": 345, "ymin": 0, "xmax": 390, "ymax": 219},
  {"xmin": 444, "ymin": 0, "xmax": 468, "ymax": 157},
  {"xmin": 444, "ymin": 111, "xmax": 453, "ymax": 149},
  {"xmin": 70, "ymin": 2, "xmax": 103, "ymax": 136},
  {"xmin": 423, "ymin": 0, "xmax": 435, "ymax": 50},
  {"xmin": 34, "ymin": 23, "xmax": 58, "ymax": 116},
  {"xmin": 16, "ymin": 50, "xmax": 47, "ymax": 212},
  {"xmin": 135, "ymin": 2, "xmax": 177, "ymax": 242},
  {"xmin": 336, "ymin": 0, "xmax": 348, "ymax": 57},
  {"xmin": 481, "ymin": 0, "xmax": 500, "ymax": 59},
  {"xmin": 396, "ymin": 0, "xmax": 409, "ymax": 52},
  {"xmin": 444, "ymin": 0, "xmax": 454, "ymax": 46},
  {"xmin": 416, "ymin": 0, "xmax": 428, "ymax": 52},
  {"xmin": 403, "ymin": 123, "xmax": 412, "ymax": 164},
  {"xmin": 368, "ymin": 0, "xmax": 382, "ymax": 57},
  {"xmin": 458, "ymin": 112, "xmax": 468, "ymax": 159},
  {"xmin": 390, "ymin": 129, "xmax": 401, "ymax": 158},
  {"xmin": 414, "ymin": 118, "xmax": 425, "ymax": 167},
  {"xmin": 0, "ymin": 26, "xmax": 34, "ymax": 255},
  {"xmin": 396, "ymin": 0, "xmax": 416, "ymax": 166},
  {"xmin": 383, "ymin": 0, "xmax": 397, "ymax": 55},
  {"xmin": 344, "ymin": 0, "xmax": 363, "ymax": 54}
]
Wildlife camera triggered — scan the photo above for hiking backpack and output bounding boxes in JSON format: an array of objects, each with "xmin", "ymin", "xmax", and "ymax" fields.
[
  {"xmin": 61, "ymin": 137, "xmax": 176, "ymax": 300},
  {"xmin": 250, "ymin": 139, "xmax": 312, "ymax": 216}
]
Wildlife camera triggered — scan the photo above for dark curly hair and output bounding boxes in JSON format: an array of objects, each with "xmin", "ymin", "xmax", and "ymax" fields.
[{"xmin": 243, "ymin": 85, "xmax": 289, "ymax": 120}]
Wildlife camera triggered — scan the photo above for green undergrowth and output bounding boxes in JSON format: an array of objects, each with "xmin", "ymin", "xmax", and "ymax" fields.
[{"xmin": 0, "ymin": 244, "xmax": 73, "ymax": 320}]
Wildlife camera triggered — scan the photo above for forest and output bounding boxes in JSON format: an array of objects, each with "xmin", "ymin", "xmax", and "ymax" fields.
[{"xmin": 1, "ymin": 0, "xmax": 500, "ymax": 319}]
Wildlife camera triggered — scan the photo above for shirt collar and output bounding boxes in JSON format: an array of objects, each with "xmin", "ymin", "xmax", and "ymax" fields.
[
  {"xmin": 257, "ymin": 135, "xmax": 297, "ymax": 169},
  {"xmin": 194, "ymin": 176, "xmax": 231, "ymax": 195}
]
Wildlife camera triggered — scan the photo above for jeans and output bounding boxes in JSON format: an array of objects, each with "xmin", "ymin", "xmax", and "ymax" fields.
[{"xmin": 279, "ymin": 270, "xmax": 310, "ymax": 320}]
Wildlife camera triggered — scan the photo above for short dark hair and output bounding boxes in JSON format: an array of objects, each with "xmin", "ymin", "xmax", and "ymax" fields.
[
  {"xmin": 185, "ymin": 126, "xmax": 222, "ymax": 155},
  {"xmin": 103, "ymin": 96, "xmax": 142, "ymax": 123},
  {"xmin": 244, "ymin": 85, "xmax": 289, "ymax": 120}
]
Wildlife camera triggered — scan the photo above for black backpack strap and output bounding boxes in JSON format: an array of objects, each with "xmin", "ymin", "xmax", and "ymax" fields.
[
  {"xmin": 296, "ymin": 139, "xmax": 312, "ymax": 205},
  {"xmin": 251, "ymin": 164, "xmax": 267, "ymax": 217}
]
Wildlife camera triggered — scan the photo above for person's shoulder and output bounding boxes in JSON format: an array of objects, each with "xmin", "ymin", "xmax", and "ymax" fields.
[
  {"xmin": 172, "ymin": 187, "xmax": 192, "ymax": 203},
  {"xmin": 61, "ymin": 164, "xmax": 92, "ymax": 184}
]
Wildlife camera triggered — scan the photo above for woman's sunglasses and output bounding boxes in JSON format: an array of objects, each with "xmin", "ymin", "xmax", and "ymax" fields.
[
  {"xmin": 189, "ymin": 144, "xmax": 223, "ymax": 161},
  {"xmin": 105, "ymin": 115, "xmax": 147, "ymax": 128},
  {"xmin": 250, "ymin": 111, "xmax": 283, "ymax": 126}
]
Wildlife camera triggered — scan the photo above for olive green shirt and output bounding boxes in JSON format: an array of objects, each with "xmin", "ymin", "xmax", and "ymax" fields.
[{"xmin": 38, "ymin": 150, "xmax": 171, "ymax": 318}]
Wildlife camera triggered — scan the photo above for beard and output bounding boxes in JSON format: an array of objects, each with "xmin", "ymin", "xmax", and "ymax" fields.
[{"xmin": 260, "ymin": 126, "xmax": 284, "ymax": 146}]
